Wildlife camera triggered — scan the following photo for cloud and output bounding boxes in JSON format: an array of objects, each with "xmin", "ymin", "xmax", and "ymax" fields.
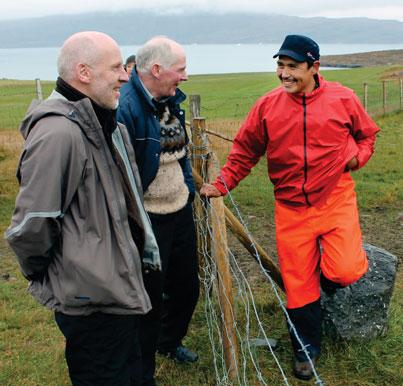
[{"xmin": 1, "ymin": 0, "xmax": 403, "ymax": 21}]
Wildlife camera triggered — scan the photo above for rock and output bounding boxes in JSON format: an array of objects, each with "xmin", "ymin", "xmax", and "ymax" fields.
[{"xmin": 321, "ymin": 244, "xmax": 398, "ymax": 339}]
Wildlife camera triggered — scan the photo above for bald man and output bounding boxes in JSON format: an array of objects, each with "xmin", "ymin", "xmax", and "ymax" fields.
[
  {"xmin": 6, "ymin": 31, "xmax": 161, "ymax": 385},
  {"xmin": 118, "ymin": 37, "xmax": 199, "ymax": 386}
]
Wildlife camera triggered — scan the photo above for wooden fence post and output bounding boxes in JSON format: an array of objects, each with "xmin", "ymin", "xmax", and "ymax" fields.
[
  {"xmin": 192, "ymin": 168, "xmax": 284, "ymax": 291},
  {"xmin": 363, "ymin": 83, "xmax": 368, "ymax": 112},
  {"xmin": 189, "ymin": 94, "xmax": 201, "ymax": 118},
  {"xmin": 383, "ymin": 80, "xmax": 387, "ymax": 115},
  {"xmin": 191, "ymin": 117, "xmax": 211, "ymax": 270},
  {"xmin": 35, "ymin": 78, "xmax": 43, "ymax": 100},
  {"xmin": 191, "ymin": 118, "xmax": 208, "ymax": 176},
  {"xmin": 207, "ymin": 153, "xmax": 239, "ymax": 381}
]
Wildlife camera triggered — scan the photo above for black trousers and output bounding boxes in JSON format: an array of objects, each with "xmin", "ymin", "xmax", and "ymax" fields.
[
  {"xmin": 140, "ymin": 202, "xmax": 200, "ymax": 385},
  {"xmin": 55, "ymin": 312, "xmax": 142, "ymax": 386}
]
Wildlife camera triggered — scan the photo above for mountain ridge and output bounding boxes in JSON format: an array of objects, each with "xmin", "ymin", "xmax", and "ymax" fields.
[{"xmin": 1, "ymin": 11, "xmax": 402, "ymax": 48}]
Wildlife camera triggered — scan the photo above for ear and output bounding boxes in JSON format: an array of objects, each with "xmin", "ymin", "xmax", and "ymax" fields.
[
  {"xmin": 150, "ymin": 63, "xmax": 161, "ymax": 79},
  {"xmin": 312, "ymin": 61, "xmax": 320, "ymax": 75},
  {"xmin": 77, "ymin": 63, "xmax": 91, "ymax": 84}
]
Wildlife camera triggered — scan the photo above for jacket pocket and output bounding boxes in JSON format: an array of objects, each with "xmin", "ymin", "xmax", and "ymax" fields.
[{"xmin": 343, "ymin": 135, "xmax": 359, "ymax": 169}]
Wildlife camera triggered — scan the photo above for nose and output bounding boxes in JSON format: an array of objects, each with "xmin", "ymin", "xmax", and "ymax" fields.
[
  {"xmin": 181, "ymin": 71, "xmax": 188, "ymax": 82},
  {"xmin": 278, "ymin": 68, "xmax": 290, "ymax": 79},
  {"xmin": 120, "ymin": 67, "xmax": 129, "ymax": 82}
]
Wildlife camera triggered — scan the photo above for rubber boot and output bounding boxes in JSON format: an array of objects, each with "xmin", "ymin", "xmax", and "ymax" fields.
[{"xmin": 286, "ymin": 299, "xmax": 321, "ymax": 380}]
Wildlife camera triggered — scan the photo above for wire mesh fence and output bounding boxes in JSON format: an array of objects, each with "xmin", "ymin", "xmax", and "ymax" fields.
[
  {"xmin": 360, "ymin": 79, "xmax": 403, "ymax": 116},
  {"xmin": 0, "ymin": 77, "xmax": 401, "ymax": 132}
]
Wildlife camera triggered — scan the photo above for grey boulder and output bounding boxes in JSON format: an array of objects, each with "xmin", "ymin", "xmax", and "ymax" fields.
[{"xmin": 321, "ymin": 244, "xmax": 398, "ymax": 339}]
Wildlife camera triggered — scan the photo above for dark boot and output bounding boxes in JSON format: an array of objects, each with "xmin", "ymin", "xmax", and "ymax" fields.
[
  {"xmin": 287, "ymin": 299, "xmax": 321, "ymax": 380},
  {"xmin": 320, "ymin": 273, "xmax": 344, "ymax": 295}
]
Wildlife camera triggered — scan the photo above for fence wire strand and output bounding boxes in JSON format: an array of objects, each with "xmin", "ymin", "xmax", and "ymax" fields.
[{"xmin": 192, "ymin": 136, "xmax": 325, "ymax": 384}]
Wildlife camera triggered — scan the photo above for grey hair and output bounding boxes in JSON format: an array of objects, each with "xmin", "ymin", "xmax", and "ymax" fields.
[
  {"xmin": 57, "ymin": 34, "xmax": 101, "ymax": 82},
  {"xmin": 136, "ymin": 36, "xmax": 181, "ymax": 73}
]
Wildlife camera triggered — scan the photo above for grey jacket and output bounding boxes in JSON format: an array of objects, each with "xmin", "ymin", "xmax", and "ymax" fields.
[{"xmin": 6, "ymin": 91, "xmax": 160, "ymax": 316}]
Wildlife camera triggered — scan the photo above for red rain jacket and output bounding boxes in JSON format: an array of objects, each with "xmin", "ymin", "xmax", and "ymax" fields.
[{"xmin": 213, "ymin": 76, "xmax": 380, "ymax": 207}]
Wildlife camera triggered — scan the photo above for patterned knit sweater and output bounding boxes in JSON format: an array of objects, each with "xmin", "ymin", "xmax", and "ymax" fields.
[{"xmin": 144, "ymin": 103, "xmax": 189, "ymax": 214}]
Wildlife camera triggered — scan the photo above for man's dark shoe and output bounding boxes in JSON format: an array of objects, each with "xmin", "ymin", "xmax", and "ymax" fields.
[
  {"xmin": 293, "ymin": 356, "xmax": 318, "ymax": 381},
  {"xmin": 158, "ymin": 345, "xmax": 198, "ymax": 363}
]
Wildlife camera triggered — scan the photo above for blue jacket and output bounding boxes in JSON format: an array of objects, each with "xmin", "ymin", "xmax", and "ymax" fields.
[{"xmin": 117, "ymin": 71, "xmax": 195, "ymax": 198}]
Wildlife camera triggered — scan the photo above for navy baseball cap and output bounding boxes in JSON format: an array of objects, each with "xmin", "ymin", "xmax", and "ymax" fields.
[{"xmin": 273, "ymin": 35, "xmax": 320, "ymax": 63}]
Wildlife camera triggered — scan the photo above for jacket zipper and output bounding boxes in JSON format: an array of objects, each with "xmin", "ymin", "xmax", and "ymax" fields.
[
  {"xmin": 302, "ymin": 95, "xmax": 311, "ymax": 206},
  {"xmin": 101, "ymin": 133, "xmax": 142, "ymax": 276}
]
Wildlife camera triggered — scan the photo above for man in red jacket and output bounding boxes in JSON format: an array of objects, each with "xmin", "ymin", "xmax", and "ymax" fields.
[{"xmin": 200, "ymin": 35, "xmax": 380, "ymax": 381}]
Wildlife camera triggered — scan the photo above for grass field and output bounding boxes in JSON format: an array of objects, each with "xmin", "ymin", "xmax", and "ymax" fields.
[{"xmin": 0, "ymin": 67, "xmax": 402, "ymax": 385}]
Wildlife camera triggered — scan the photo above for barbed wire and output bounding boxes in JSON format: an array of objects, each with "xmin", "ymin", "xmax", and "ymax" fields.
[
  {"xmin": 193, "ymin": 143, "xmax": 325, "ymax": 384},
  {"xmin": 195, "ymin": 194, "xmax": 294, "ymax": 385}
]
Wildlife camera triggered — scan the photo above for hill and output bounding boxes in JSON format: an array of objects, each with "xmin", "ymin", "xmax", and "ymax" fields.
[
  {"xmin": 0, "ymin": 11, "xmax": 402, "ymax": 48},
  {"xmin": 321, "ymin": 49, "xmax": 403, "ymax": 68}
]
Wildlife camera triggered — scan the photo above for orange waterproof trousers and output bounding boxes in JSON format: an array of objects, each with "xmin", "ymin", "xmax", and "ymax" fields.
[{"xmin": 275, "ymin": 173, "xmax": 368, "ymax": 309}]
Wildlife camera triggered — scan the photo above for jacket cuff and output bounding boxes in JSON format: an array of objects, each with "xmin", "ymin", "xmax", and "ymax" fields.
[{"xmin": 212, "ymin": 179, "xmax": 229, "ymax": 196}]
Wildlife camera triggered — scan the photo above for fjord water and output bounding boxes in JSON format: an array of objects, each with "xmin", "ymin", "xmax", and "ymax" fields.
[{"xmin": 1, "ymin": 43, "xmax": 403, "ymax": 81}]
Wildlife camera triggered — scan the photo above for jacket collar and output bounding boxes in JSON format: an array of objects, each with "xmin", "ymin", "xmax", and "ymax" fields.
[
  {"xmin": 20, "ymin": 90, "xmax": 108, "ymax": 149},
  {"xmin": 287, "ymin": 74, "xmax": 326, "ymax": 105}
]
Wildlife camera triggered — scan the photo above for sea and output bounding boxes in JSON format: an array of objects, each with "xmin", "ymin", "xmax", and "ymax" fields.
[{"xmin": 1, "ymin": 43, "xmax": 403, "ymax": 81}]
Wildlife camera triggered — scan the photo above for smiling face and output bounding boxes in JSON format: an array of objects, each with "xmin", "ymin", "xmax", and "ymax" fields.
[
  {"xmin": 86, "ymin": 40, "xmax": 129, "ymax": 109},
  {"xmin": 276, "ymin": 56, "xmax": 319, "ymax": 94},
  {"xmin": 155, "ymin": 47, "xmax": 188, "ymax": 99}
]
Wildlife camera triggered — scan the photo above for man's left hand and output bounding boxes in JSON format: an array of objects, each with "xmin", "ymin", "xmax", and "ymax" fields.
[{"xmin": 345, "ymin": 156, "xmax": 358, "ymax": 171}]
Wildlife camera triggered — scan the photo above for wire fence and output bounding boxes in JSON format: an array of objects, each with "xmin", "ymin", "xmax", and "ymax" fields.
[
  {"xmin": 362, "ymin": 79, "xmax": 403, "ymax": 116},
  {"xmin": 190, "ymin": 127, "xmax": 325, "ymax": 384},
  {"xmin": 0, "ymin": 77, "xmax": 401, "ymax": 132},
  {"xmin": 1, "ymin": 73, "xmax": 400, "ymax": 385}
]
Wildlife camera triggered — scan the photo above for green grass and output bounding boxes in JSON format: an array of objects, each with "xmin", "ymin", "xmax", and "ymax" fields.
[
  {"xmin": 180, "ymin": 66, "xmax": 403, "ymax": 120},
  {"xmin": 0, "ymin": 80, "xmax": 54, "ymax": 130},
  {"xmin": 0, "ymin": 68, "xmax": 402, "ymax": 385}
]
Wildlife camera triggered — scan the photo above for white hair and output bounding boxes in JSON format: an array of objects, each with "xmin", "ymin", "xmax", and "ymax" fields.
[{"xmin": 136, "ymin": 36, "xmax": 183, "ymax": 73}]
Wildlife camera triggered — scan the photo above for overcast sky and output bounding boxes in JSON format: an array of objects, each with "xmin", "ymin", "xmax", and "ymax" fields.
[{"xmin": 2, "ymin": 0, "xmax": 403, "ymax": 22}]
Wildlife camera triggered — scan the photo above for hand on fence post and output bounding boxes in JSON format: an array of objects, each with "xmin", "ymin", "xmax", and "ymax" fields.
[{"xmin": 200, "ymin": 183, "xmax": 222, "ymax": 198}]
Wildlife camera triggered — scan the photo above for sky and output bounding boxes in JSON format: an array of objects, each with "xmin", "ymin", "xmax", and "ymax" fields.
[{"xmin": 2, "ymin": 0, "xmax": 403, "ymax": 22}]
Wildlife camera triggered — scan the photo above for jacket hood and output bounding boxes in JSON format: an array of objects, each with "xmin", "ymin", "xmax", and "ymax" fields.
[{"xmin": 19, "ymin": 90, "xmax": 104, "ymax": 148}]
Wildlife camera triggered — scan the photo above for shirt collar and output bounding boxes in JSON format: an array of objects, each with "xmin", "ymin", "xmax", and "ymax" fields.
[{"xmin": 138, "ymin": 76, "xmax": 170, "ymax": 105}]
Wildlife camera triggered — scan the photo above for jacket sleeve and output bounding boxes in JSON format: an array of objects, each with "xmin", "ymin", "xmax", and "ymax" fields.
[
  {"xmin": 5, "ymin": 118, "xmax": 86, "ymax": 280},
  {"xmin": 348, "ymin": 93, "xmax": 380, "ymax": 170},
  {"xmin": 213, "ymin": 100, "xmax": 268, "ymax": 195}
]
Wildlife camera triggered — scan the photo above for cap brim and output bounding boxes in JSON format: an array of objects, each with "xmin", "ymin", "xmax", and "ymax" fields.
[{"xmin": 273, "ymin": 49, "xmax": 307, "ymax": 62}]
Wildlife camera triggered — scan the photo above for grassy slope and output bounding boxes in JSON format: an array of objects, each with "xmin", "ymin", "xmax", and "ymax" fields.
[{"xmin": 0, "ymin": 67, "xmax": 402, "ymax": 385}]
